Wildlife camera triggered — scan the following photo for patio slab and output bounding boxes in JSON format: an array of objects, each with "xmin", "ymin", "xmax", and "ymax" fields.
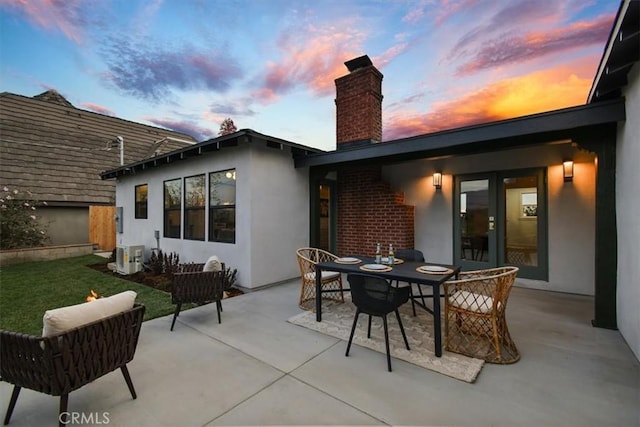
[{"xmin": 0, "ymin": 279, "xmax": 638, "ymax": 426}]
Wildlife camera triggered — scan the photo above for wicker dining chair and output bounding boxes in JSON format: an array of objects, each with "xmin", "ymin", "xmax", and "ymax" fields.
[
  {"xmin": 444, "ymin": 266, "xmax": 520, "ymax": 364},
  {"xmin": 296, "ymin": 248, "xmax": 344, "ymax": 311}
]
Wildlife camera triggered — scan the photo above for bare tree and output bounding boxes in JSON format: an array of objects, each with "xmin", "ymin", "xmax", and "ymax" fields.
[{"xmin": 218, "ymin": 118, "xmax": 237, "ymax": 136}]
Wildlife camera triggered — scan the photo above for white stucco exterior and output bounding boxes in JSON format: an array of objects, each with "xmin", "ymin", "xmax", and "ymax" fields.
[
  {"xmin": 384, "ymin": 142, "xmax": 597, "ymax": 296},
  {"xmin": 113, "ymin": 139, "xmax": 309, "ymax": 289},
  {"xmin": 616, "ymin": 62, "xmax": 640, "ymax": 360}
]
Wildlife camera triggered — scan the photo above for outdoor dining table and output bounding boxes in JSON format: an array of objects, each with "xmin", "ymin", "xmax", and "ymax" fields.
[{"xmin": 315, "ymin": 256, "xmax": 461, "ymax": 357}]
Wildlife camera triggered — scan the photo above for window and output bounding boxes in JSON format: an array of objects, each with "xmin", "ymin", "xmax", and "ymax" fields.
[
  {"xmin": 209, "ymin": 169, "xmax": 236, "ymax": 243},
  {"xmin": 184, "ymin": 175, "xmax": 205, "ymax": 240},
  {"xmin": 134, "ymin": 184, "xmax": 148, "ymax": 219},
  {"xmin": 163, "ymin": 178, "xmax": 182, "ymax": 238}
]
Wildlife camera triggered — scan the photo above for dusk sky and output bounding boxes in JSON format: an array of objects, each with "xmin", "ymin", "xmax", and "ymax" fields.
[{"xmin": 0, "ymin": 0, "xmax": 618, "ymax": 151}]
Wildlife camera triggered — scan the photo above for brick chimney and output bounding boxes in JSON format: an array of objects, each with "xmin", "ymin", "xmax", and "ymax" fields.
[
  {"xmin": 335, "ymin": 55, "xmax": 383, "ymax": 149},
  {"xmin": 333, "ymin": 55, "xmax": 415, "ymax": 257}
]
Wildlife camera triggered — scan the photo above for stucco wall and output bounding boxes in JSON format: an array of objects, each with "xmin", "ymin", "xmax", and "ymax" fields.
[
  {"xmin": 617, "ymin": 62, "xmax": 640, "ymax": 360},
  {"xmin": 384, "ymin": 142, "xmax": 597, "ymax": 295},
  {"xmin": 247, "ymin": 144, "xmax": 310, "ymax": 287},
  {"xmin": 113, "ymin": 140, "xmax": 309, "ymax": 289}
]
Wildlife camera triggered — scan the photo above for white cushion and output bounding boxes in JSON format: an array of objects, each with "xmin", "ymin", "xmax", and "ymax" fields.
[
  {"xmin": 448, "ymin": 290, "xmax": 494, "ymax": 314},
  {"xmin": 42, "ymin": 291, "xmax": 137, "ymax": 337},
  {"xmin": 304, "ymin": 271, "xmax": 340, "ymax": 281},
  {"xmin": 203, "ymin": 255, "xmax": 223, "ymax": 272}
]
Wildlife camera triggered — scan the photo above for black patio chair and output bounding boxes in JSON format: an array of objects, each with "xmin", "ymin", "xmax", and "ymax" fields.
[
  {"xmin": 394, "ymin": 248, "xmax": 426, "ymax": 315},
  {"xmin": 345, "ymin": 273, "xmax": 411, "ymax": 372}
]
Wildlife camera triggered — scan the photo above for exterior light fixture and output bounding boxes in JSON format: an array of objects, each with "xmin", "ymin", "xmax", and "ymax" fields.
[
  {"xmin": 433, "ymin": 172, "xmax": 442, "ymax": 189},
  {"xmin": 563, "ymin": 160, "xmax": 574, "ymax": 182}
]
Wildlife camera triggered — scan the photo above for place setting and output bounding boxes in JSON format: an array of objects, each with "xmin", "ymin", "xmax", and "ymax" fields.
[
  {"xmin": 416, "ymin": 265, "xmax": 453, "ymax": 275},
  {"xmin": 359, "ymin": 263, "xmax": 393, "ymax": 272},
  {"xmin": 334, "ymin": 257, "xmax": 362, "ymax": 265}
]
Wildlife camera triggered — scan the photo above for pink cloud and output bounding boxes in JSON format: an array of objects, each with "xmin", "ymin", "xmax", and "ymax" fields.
[
  {"xmin": 457, "ymin": 14, "xmax": 614, "ymax": 75},
  {"xmin": 81, "ymin": 103, "xmax": 115, "ymax": 116},
  {"xmin": 253, "ymin": 19, "xmax": 365, "ymax": 103},
  {"xmin": 384, "ymin": 58, "xmax": 599, "ymax": 140},
  {"xmin": 0, "ymin": 0, "xmax": 97, "ymax": 44},
  {"xmin": 145, "ymin": 117, "xmax": 214, "ymax": 142},
  {"xmin": 433, "ymin": 0, "xmax": 479, "ymax": 26}
]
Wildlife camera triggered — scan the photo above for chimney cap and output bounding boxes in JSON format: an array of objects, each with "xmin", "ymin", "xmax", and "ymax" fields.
[{"xmin": 345, "ymin": 55, "xmax": 373, "ymax": 72}]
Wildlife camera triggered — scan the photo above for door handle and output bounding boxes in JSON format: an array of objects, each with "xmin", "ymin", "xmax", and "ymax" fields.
[{"xmin": 488, "ymin": 216, "xmax": 495, "ymax": 231}]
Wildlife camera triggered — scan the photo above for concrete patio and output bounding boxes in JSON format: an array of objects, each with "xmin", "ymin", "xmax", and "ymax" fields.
[{"xmin": 1, "ymin": 278, "xmax": 638, "ymax": 426}]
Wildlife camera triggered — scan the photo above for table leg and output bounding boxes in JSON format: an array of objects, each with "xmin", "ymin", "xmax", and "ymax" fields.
[
  {"xmin": 433, "ymin": 284, "xmax": 442, "ymax": 357},
  {"xmin": 315, "ymin": 264, "xmax": 322, "ymax": 322}
]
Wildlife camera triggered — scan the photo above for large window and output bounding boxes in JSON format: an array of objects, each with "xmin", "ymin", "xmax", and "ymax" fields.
[
  {"xmin": 184, "ymin": 174, "xmax": 205, "ymax": 240},
  {"xmin": 164, "ymin": 178, "xmax": 182, "ymax": 238},
  {"xmin": 135, "ymin": 184, "xmax": 148, "ymax": 219},
  {"xmin": 209, "ymin": 169, "xmax": 236, "ymax": 243}
]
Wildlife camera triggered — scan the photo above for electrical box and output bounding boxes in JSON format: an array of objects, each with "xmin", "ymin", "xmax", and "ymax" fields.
[{"xmin": 115, "ymin": 206, "xmax": 123, "ymax": 234}]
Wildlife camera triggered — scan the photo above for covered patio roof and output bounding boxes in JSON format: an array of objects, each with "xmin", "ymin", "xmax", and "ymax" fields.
[
  {"xmin": 296, "ymin": 97, "xmax": 626, "ymax": 331},
  {"xmin": 295, "ymin": 98, "xmax": 625, "ymax": 169}
]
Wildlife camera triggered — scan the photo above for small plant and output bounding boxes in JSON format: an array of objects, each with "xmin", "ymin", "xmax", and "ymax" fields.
[
  {"xmin": 224, "ymin": 266, "xmax": 238, "ymax": 291},
  {"xmin": 0, "ymin": 185, "xmax": 50, "ymax": 250},
  {"xmin": 163, "ymin": 251, "xmax": 180, "ymax": 276},
  {"xmin": 147, "ymin": 249, "xmax": 180, "ymax": 275}
]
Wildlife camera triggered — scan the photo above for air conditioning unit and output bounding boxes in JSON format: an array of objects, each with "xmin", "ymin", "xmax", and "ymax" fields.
[{"xmin": 116, "ymin": 245, "xmax": 145, "ymax": 275}]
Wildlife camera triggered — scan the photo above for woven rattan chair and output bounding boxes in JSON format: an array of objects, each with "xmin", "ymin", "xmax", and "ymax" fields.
[
  {"xmin": 171, "ymin": 263, "xmax": 227, "ymax": 331},
  {"xmin": 444, "ymin": 266, "xmax": 520, "ymax": 364},
  {"xmin": 346, "ymin": 274, "xmax": 411, "ymax": 372},
  {"xmin": 296, "ymin": 248, "xmax": 344, "ymax": 311},
  {"xmin": 0, "ymin": 304, "xmax": 145, "ymax": 427}
]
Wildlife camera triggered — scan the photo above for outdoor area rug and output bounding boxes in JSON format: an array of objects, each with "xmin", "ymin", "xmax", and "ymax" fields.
[{"xmin": 288, "ymin": 297, "xmax": 484, "ymax": 383}]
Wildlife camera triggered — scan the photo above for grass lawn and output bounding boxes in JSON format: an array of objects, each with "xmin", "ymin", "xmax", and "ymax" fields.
[{"xmin": 0, "ymin": 254, "xmax": 178, "ymax": 335}]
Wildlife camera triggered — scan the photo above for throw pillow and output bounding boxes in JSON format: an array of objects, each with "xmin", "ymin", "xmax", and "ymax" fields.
[
  {"xmin": 203, "ymin": 255, "xmax": 222, "ymax": 272},
  {"xmin": 42, "ymin": 290, "xmax": 137, "ymax": 337}
]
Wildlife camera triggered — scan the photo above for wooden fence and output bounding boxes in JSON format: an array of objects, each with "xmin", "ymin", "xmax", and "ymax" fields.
[{"xmin": 89, "ymin": 206, "xmax": 116, "ymax": 251}]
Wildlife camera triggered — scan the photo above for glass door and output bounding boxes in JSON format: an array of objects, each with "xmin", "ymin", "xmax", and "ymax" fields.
[
  {"xmin": 500, "ymin": 169, "xmax": 547, "ymax": 279},
  {"xmin": 316, "ymin": 181, "xmax": 336, "ymax": 253},
  {"xmin": 454, "ymin": 169, "xmax": 547, "ymax": 278},
  {"xmin": 454, "ymin": 175, "xmax": 497, "ymax": 270}
]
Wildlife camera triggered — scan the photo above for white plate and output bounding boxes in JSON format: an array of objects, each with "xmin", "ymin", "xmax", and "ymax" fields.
[
  {"xmin": 336, "ymin": 257, "xmax": 360, "ymax": 263},
  {"xmin": 363, "ymin": 263, "xmax": 388, "ymax": 270},
  {"xmin": 419, "ymin": 265, "xmax": 448, "ymax": 273}
]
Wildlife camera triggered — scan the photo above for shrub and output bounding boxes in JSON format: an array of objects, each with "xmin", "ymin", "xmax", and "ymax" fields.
[
  {"xmin": 224, "ymin": 266, "xmax": 238, "ymax": 291},
  {"xmin": 163, "ymin": 251, "xmax": 180, "ymax": 276},
  {"xmin": 0, "ymin": 186, "xmax": 50, "ymax": 250},
  {"xmin": 147, "ymin": 249, "xmax": 180, "ymax": 275}
]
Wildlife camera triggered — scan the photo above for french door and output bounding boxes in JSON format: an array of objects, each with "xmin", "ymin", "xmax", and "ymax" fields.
[{"xmin": 454, "ymin": 169, "xmax": 547, "ymax": 279}]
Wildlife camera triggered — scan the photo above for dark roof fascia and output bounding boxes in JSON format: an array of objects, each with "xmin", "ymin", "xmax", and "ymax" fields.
[
  {"xmin": 295, "ymin": 98, "xmax": 626, "ymax": 169},
  {"xmin": 100, "ymin": 128, "xmax": 322, "ymax": 179},
  {"xmin": 588, "ymin": 0, "xmax": 640, "ymax": 103}
]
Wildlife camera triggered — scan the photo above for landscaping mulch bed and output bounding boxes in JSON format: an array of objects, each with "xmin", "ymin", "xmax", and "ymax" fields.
[{"xmin": 87, "ymin": 262, "xmax": 244, "ymax": 297}]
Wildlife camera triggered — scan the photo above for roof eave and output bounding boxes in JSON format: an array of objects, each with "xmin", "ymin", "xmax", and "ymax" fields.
[
  {"xmin": 295, "ymin": 99, "xmax": 626, "ymax": 169},
  {"xmin": 588, "ymin": 0, "xmax": 640, "ymax": 103},
  {"xmin": 100, "ymin": 129, "xmax": 321, "ymax": 180}
]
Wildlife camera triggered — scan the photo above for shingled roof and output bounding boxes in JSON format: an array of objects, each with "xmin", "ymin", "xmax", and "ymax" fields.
[{"xmin": 0, "ymin": 91, "xmax": 199, "ymax": 206}]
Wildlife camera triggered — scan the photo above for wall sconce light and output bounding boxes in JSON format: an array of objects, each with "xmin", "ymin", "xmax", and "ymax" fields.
[
  {"xmin": 433, "ymin": 172, "xmax": 442, "ymax": 189},
  {"xmin": 563, "ymin": 160, "xmax": 574, "ymax": 182}
]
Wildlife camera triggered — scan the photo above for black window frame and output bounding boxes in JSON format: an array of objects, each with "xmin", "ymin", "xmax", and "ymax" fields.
[
  {"xmin": 134, "ymin": 184, "xmax": 148, "ymax": 219},
  {"xmin": 208, "ymin": 169, "xmax": 236, "ymax": 244},
  {"xmin": 184, "ymin": 174, "xmax": 206, "ymax": 241},
  {"xmin": 163, "ymin": 178, "xmax": 182, "ymax": 239}
]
